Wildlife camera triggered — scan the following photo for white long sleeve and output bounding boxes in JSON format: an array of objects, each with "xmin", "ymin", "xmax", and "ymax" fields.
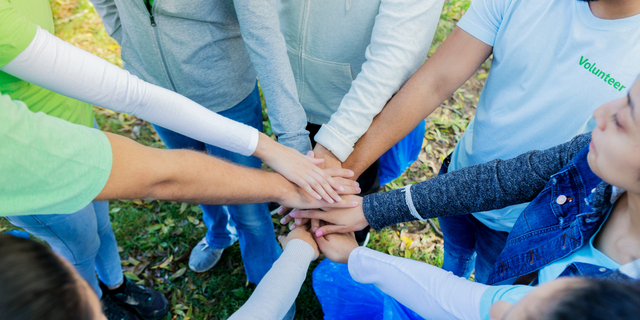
[
  {"xmin": 229, "ymin": 239, "xmax": 315, "ymax": 320},
  {"xmin": 348, "ymin": 247, "xmax": 488, "ymax": 320},
  {"xmin": 314, "ymin": 0, "xmax": 444, "ymax": 161},
  {"xmin": 0, "ymin": 27, "xmax": 259, "ymax": 156}
]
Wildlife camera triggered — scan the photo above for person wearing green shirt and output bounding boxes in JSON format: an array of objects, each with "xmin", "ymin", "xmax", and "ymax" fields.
[{"xmin": 1, "ymin": 1, "xmax": 169, "ymax": 319}]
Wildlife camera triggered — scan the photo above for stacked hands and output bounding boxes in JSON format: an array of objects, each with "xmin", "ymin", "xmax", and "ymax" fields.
[
  {"xmin": 277, "ymin": 222, "xmax": 359, "ymax": 265},
  {"xmin": 272, "ymin": 142, "xmax": 370, "ymax": 264}
]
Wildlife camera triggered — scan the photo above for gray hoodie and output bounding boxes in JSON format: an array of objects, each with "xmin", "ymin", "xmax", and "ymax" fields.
[{"xmin": 90, "ymin": 0, "xmax": 311, "ymax": 153}]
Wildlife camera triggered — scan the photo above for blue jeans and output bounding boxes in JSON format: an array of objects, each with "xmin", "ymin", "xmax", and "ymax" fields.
[
  {"xmin": 152, "ymin": 83, "xmax": 281, "ymax": 284},
  {"xmin": 438, "ymin": 155, "xmax": 508, "ymax": 284},
  {"xmin": 6, "ymin": 201, "xmax": 123, "ymax": 298}
]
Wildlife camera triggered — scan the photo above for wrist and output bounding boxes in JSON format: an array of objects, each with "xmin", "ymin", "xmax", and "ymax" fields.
[
  {"xmin": 252, "ymin": 133, "xmax": 275, "ymax": 161},
  {"xmin": 272, "ymin": 173, "xmax": 297, "ymax": 204}
]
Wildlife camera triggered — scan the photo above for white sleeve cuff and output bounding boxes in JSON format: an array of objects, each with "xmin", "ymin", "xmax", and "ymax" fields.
[{"xmin": 314, "ymin": 124, "xmax": 355, "ymax": 162}]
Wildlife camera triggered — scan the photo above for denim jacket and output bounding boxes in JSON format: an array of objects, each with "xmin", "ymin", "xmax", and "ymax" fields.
[
  {"xmin": 487, "ymin": 145, "xmax": 605, "ymax": 284},
  {"xmin": 363, "ymin": 133, "xmax": 637, "ymax": 285}
]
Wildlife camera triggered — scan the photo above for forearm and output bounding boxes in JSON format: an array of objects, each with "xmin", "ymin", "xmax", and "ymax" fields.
[
  {"xmin": 96, "ymin": 132, "xmax": 291, "ymax": 204},
  {"xmin": 315, "ymin": 0, "xmax": 444, "ymax": 162},
  {"xmin": 343, "ymin": 27, "xmax": 492, "ymax": 177},
  {"xmin": 233, "ymin": 0, "xmax": 311, "ymax": 154},
  {"xmin": 229, "ymin": 239, "xmax": 314, "ymax": 320},
  {"xmin": 362, "ymin": 133, "xmax": 592, "ymax": 230},
  {"xmin": 0, "ymin": 27, "xmax": 259, "ymax": 156},
  {"xmin": 348, "ymin": 247, "xmax": 486, "ymax": 320}
]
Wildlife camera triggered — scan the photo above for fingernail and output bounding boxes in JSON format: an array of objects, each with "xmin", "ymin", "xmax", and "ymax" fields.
[
  {"xmin": 355, "ymin": 181, "xmax": 359, "ymax": 187},
  {"xmin": 335, "ymin": 196, "xmax": 343, "ymax": 202},
  {"xmin": 295, "ymin": 218, "xmax": 301, "ymax": 224},
  {"xmin": 352, "ymin": 201, "xmax": 359, "ymax": 206},
  {"xmin": 312, "ymin": 227, "xmax": 318, "ymax": 232},
  {"xmin": 348, "ymin": 170, "xmax": 354, "ymax": 176},
  {"xmin": 315, "ymin": 195, "xmax": 322, "ymax": 200},
  {"xmin": 290, "ymin": 211, "xmax": 298, "ymax": 217},
  {"xmin": 328, "ymin": 198, "xmax": 334, "ymax": 204},
  {"xmin": 338, "ymin": 186, "xmax": 345, "ymax": 191},
  {"xmin": 280, "ymin": 218, "xmax": 286, "ymax": 224},
  {"xmin": 316, "ymin": 230, "xmax": 323, "ymax": 237}
]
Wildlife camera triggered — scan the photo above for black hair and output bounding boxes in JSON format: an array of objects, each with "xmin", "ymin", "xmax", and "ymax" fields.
[
  {"xmin": 542, "ymin": 278, "xmax": 640, "ymax": 320},
  {"xmin": 0, "ymin": 234, "xmax": 95, "ymax": 320}
]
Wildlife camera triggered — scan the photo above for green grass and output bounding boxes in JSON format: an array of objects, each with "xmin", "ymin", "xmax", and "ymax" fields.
[{"xmin": 0, "ymin": 0, "xmax": 482, "ymax": 319}]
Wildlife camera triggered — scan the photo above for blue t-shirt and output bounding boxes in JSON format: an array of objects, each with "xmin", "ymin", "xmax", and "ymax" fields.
[
  {"xmin": 451, "ymin": 0, "xmax": 640, "ymax": 231},
  {"xmin": 480, "ymin": 285, "xmax": 534, "ymax": 320}
]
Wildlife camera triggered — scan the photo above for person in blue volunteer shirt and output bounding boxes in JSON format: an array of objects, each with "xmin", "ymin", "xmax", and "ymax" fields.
[
  {"xmin": 292, "ymin": 74, "xmax": 640, "ymax": 320},
  {"xmin": 328, "ymin": 0, "xmax": 640, "ymax": 283}
]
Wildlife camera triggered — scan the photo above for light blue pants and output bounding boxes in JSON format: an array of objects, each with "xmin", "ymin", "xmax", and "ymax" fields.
[{"xmin": 6, "ymin": 201, "xmax": 123, "ymax": 298}]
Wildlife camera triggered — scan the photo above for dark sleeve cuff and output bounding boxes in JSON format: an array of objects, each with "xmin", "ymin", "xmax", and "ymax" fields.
[{"xmin": 363, "ymin": 188, "xmax": 416, "ymax": 230}]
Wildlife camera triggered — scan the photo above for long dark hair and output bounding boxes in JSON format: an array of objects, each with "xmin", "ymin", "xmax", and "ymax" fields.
[{"xmin": 0, "ymin": 234, "xmax": 94, "ymax": 320}]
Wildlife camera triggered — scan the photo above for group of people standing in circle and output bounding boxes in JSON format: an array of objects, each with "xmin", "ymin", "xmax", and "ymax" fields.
[{"xmin": 2, "ymin": 0, "xmax": 640, "ymax": 319}]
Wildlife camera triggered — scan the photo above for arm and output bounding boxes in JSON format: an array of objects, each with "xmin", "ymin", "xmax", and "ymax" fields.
[
  {"xmin": 289, "ymin": 133, "xmax": 591, "ymax": 235},
  {"xmin": 342, "ymin": 27, "xmax": 493, "ymax": 177},
  {"xmin": 97, "ymin": 132, "xmax": 359, "ymax": 209},
  {"xmin": 315, "ymin": 233, "xmax": 487, "ymax": 320},
  {"xmin": 1, "ymin": 27, "xmax": 259, "ymax": 157},
  {"xmin": 362, "ymin": 133, "xmax": 591, "ymax": 229},
  {"xmin": 233, "ymin": 0, "xmax": 310, "ymax": 154},
  {"xmin": 314, "ymin": 0, "xmax": 445, "ymax": 162},
  {"xmin": 350, "ymin": 247, "xmax": 486, "ymax": 320},
  {"xmin": 229, "ymin": 229, "xmax": 318, "ymax": 320},
  {"xmin": 88, "ymin": 0, "xmax": 123, "ymax": 44},
  {"xmin": 1, "ymin": 27, "xmax": 351, "ymax": 202}
]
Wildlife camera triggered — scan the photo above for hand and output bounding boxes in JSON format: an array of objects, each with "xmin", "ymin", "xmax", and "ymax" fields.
[
  {"xmin": 278, "ymin": 225, "xmax": 320, "ymax": 260},
  {"xmin": 285, "ymin": 195, "xmax": 369, "ymax": 237},
  {"xmin": 253, "ymin": 133, "xmax": 354, "ymax": 204},
  {"xmin": 277, "ymin": 169, "xmax": 360, "ymax": 229},
  {"xmin": 277, "ymin": 181, "xmax": 361, "ymax": 210},
  {"xmin": 313, "ymin": 143, "xmax": 343, "ymax": 170},
  {"xmin": 314, "ymin": 231, "xmax": 359, "ymax": 264}
]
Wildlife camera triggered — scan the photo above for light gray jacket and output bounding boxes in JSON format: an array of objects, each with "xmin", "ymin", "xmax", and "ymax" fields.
[
  {"xmin": 277, "ymin": 0, "xmax": 444, "ymax": 160},
  {"xmin": 90, "ymin": 0, "xmax": 311, "ymax": 153}
]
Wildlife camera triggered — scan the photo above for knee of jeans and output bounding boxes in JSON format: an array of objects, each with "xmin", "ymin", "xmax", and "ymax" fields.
[
  {"xmin": 443, "ymin": 246, "xmax": 477, "ymax": 263},
  {"xmin": 230, "ymin": 212, "xmax": 273, "ymax": 236},
  {"xmin": 53, "ymin": 234, "xmax": 101, "ymax": 266},
  {"xmin": 442, "ymin": 237, "xmax": 477, "ymax": 257}
]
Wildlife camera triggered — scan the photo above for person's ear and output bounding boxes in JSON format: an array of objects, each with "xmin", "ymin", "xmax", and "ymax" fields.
[{"xmin": 490, "ymin": 301, "xmax": 513, "ymax": 320}]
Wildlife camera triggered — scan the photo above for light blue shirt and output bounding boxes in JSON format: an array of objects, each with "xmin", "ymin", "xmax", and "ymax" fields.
[
  {"xmin": 479, "ymin": 285, "xmax": 534, "ymax": 320},
  {"xmin": 451, "ymin": 0, "xmax": 640, "ymax": 231}
]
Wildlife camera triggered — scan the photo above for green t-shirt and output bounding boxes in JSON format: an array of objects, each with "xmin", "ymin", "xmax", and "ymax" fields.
[
  {"xmin": 0, "ymin": 0, "xmax": 94, "ymax": 127},
  {"xmin": 0, "ymin": 93, "xmax": 112, "ymax": 216}
]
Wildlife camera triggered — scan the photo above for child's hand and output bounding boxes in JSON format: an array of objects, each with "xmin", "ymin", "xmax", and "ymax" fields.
[
  {"xmin": 253, "ymin": 133, "xmax": 354, "ymax": 203},
  {"xmin": 278, "ymin": 225, "xmax": 320, "ymax": 260},
  {"xmin": 314, "ymin": 231, "xmax": 359, "ymax": 264}
]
